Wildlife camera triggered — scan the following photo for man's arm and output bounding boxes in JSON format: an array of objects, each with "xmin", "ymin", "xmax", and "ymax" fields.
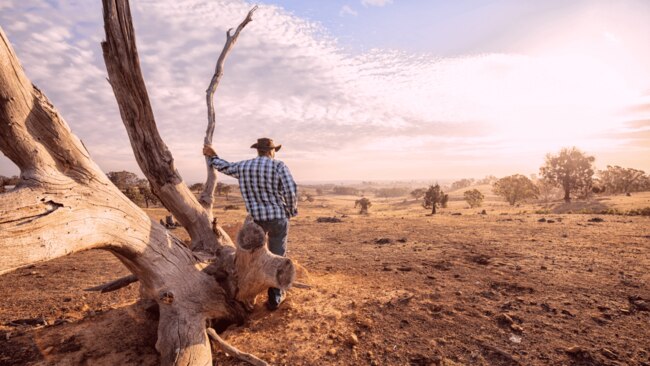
[
  {"xmin": 203, "ymin": 145, "xmax": 240, "ymax": 178},
  {"xmin": 278, "ymin": 163, "xmax": 298, "ymax": 217}
]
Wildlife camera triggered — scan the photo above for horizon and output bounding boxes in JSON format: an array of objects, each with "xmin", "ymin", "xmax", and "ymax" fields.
[{"xmin": 1, "ymin": 0, "xmax": 649, "ymax": 182}]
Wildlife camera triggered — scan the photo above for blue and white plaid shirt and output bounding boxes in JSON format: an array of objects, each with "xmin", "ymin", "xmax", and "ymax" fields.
[{"xmin": 209, "ymin": 155, "xmax": 298, "ymax": 221}]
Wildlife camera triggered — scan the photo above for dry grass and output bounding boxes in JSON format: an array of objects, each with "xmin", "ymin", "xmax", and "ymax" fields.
[{"xmin": 1, "ymin": 190, "xmax": 649, "ymax": 365}]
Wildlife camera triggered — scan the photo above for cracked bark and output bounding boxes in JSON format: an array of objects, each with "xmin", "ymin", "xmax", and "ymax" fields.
[{"xmin": 0, "ymin": 2, "xmax": 295, "ymax": 365}]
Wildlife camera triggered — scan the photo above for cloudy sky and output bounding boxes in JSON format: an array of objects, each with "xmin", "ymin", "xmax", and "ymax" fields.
[{"xmin": 1, "ymin": 0, "xmax": 649, "ymax": 183}]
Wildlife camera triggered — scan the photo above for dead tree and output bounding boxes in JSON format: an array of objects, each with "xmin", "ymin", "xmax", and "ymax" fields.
[{"xmin": 0, "ymin": 2, "xmax": 294, "ymax": 365}]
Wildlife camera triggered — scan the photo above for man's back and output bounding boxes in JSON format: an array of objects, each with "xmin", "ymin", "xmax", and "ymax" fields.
[
  {"xmin": 204, "ymin": 137, "xmax": 296, "ymax": 310},
  {"xmin": 209, "ymin": 155, "xmax": 298, "ymax": 221}
]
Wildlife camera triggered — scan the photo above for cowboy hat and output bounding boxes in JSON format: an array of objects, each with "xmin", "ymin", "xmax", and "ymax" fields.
[{"xmin": 251, "ymin": 138, "xmax": 282, "ymax": 152}]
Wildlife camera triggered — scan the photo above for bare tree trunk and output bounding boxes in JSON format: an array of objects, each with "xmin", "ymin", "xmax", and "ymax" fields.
[
  {"xmin": 563, "ymin": 185, "xmax": 571, "ymax": 203},
  {"xmin": 199, "ymin": 6, "xmax": 257, "ymax": 218},
  {"xmin": 101, "ymin": 0, "xmax": 231, "ymax": 254},
  {"xmin": 0, "ymin": 2, "xmax": 296, "ymax": 365}
]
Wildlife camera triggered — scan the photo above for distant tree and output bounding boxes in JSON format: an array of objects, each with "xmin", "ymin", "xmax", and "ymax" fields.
[
  {"xmin": 410, "ymin": 188, "xmax": 426, "ymax": 200},
  {"xmin": 107, "ymin": 170, "xmax": 140, "ymax": 190},
  {"xmin": 189, "ymin": 182, "xmax": 204, "ymax": 192},
  {"xmin": 221, "ymin": 184, "xmax": 232, "ymax": 200},
  {"xmin": 0, "ymin": 176, "xmax": 4, "ymax": 193},
  {"xmin": 355, "ymin": 197, "xmax": 372, "ymax": 214},
  {"xmin": 493, "ymin": 174, "xmax": 539, "ymax": 206},
  {"xmin": 213, "ymin": 182, "xmax": 233, "ymax": 200},
  {"xmin": 423, "ymin": 184, "xmax": 448, "ymax": 214},
  {"xmin": 476, "ymin": 175, "xmax": 497, "ymax": 185},
  {"xmin": 376, "ymin": 187, "xmax": 409, "ymax": 198},
  {"xmin": 463, "ymin": 189, "xmax": 484, "ymax": 208},
  {"xmin": 591, "ymin": 184, "xmax": 605, "ymax": 195},
  {"xmin": 123, "ymin": 186, "xmax": 143, "ymax": 206},
  {"xmin": 333, "ymin": 186, "xmax": 359, "ymax": 195},
  {"xmin": 305, "ymin": 193, "xmax": 315, "ymax": 203},
  {"xmin": 539, "ymin": 147, "xmax": 595, "ymax": 203},
  {"xmin": 1, "ymin": 175, "xmax": 20, "ymax": 186},
  {"xmin": 315, "ymin": 188, "xmax": 324, "ymax": 195},
  {"xmin": 641, "ymin": 175, "xmax": 650, "ymax": 192},
  {"xmin": 216, "ymin": 182, "xmax": 226, "ymax": 196},
  {"xmin": 450, "ymin": 178, "xmax": 474, "ymax": 191},
  {"xmin": 138, "ymin": 184, "xmax": 158, "ymax": 208},
  {"xmin": 536, "ymin": 179, "xmax": 560, "ymax": 203},
  {"xmin": 106, "ymin": 171, "xmax": 156, "ymax": 207},
  {"xmin": 105, "ymin": 173, "xmax": 159, "ymax": 208},
  {"xmin": 440, "ymin": 193, "xmax": 449, "ymax": 208},
  {"xmin": 598, "ymin": 166, "xmax": 646, "ymax": 195}
]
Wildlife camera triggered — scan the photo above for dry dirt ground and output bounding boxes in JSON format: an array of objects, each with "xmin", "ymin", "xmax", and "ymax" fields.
[{"xmin": 1, "ymin": 192, "xmax": 649, "ymax": 366}]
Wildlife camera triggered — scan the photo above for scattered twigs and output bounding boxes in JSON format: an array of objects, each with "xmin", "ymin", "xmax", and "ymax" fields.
[
  {"xmin": 199, "ymin": 5, "xmax": 258, "ymax": 216},
  {"xmin": 207, "ymin": 327, "xmax": 269, "ymax": 366}
]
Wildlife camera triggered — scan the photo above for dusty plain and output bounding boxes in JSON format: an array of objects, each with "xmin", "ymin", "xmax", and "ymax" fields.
[{"xmin": 1, "ymin": 189, "xmax": 649, "ymax": 365}]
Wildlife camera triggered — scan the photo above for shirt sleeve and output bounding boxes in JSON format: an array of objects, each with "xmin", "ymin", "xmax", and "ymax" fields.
[
  {"xmin": 209, "ymin": 156, "xmax": 240, "ymax": 179},
  {"xmin": 278, "ymin": 162, "xmax": 298, "ymax": 217}
]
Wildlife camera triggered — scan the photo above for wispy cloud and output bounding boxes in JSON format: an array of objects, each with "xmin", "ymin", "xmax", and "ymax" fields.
[
  {"xmin": 361, "ymin": 0, "xmax": 393, "ymax": 7},
  {"xmin": 1, "ymin": 0, "xmax": 649, "ymax": 182},
  {"xmin": 339, "ymin": 5, "xmax": 358, "ymax": 17}
]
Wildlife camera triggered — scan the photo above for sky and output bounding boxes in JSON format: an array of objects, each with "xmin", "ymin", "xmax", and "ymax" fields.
[{"xmin": 1, "ymin": 0, "xmax": 649, "ymax": 183}]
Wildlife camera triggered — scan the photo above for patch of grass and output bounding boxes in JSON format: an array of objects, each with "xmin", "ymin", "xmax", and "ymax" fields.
[
  {"xmin": 597, "ymin": 209, "xmax": 623, "ymax": 215},
  {"xmin": 571, "ymin": 207, "xmax": 650, "ymax": 216},
  {"xmin": 626, "ymin": 207, "xmax": 650, "ymax": 216}
]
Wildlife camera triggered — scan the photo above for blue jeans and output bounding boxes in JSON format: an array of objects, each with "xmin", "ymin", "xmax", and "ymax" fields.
[{"xmin": 254, "ymin": 218, "xmax": 289, "ymax": 304}]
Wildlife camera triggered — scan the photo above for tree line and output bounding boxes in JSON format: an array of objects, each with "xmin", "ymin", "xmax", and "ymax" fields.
[
  {"xmin": 494, "ymin": 147, "xmax": 649, "ymax": 205},
  {"xmin": 407, "ymin": 146, "xmax": 649, "ymax": 211},
  {"xmin": 3, "ymin": 147, "xmax": 646, "ymax": 210}
]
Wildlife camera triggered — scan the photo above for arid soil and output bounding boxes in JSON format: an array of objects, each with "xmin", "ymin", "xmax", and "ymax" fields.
[{"xmin": 1, "ymin": 193, "xmax": 649, "ymax": 365}]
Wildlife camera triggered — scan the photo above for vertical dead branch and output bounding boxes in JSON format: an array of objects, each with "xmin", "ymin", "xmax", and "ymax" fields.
[
  {"xmin": 199, "ymin": 6, "xmax": 258, "ymax": 217},
  {"xmin": 2, "ymin": 3, "xmax": 297, "ymax": 365}
]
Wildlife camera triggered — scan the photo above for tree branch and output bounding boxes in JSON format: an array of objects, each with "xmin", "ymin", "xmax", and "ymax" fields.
[
  {"xmin": 199, "ymin": 6, "xmax": 258, "ymax": 215},
  {"xmin": 1, "ymin": 5, "xmax": 301, "ymax": 365},
  {"xmin": 101, "ymin": 0, "xmax": 233, "ymax": 252},
  {"xmin": 207, "ymin": 327, "xmax": 268, "ymax": 366},
  {"xmin": 0, "ymin": 27, "xmax": 104, "ymax": 186}
]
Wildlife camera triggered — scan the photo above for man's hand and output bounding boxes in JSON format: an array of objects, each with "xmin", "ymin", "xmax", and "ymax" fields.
[{"xmin": 203, "ymin": 144, "xmax": 217, "ymax": 157}]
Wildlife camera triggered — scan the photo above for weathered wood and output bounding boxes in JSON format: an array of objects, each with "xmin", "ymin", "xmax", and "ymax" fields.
[
  {"xmin": 101, "ymin": 0, "xmax": 232, "ymax": 254},
  {"xmin": 0, "ymin": 2, "xmax": 296, "ymax": 365},
  {"xmin": 199, "ymin": 6, "xmax": 257, "ymax": 217}
]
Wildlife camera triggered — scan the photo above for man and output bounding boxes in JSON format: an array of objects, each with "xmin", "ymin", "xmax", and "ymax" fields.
[{"xmin": 203, "ymin": 137, "xmax": 298, "ymax": 310}]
